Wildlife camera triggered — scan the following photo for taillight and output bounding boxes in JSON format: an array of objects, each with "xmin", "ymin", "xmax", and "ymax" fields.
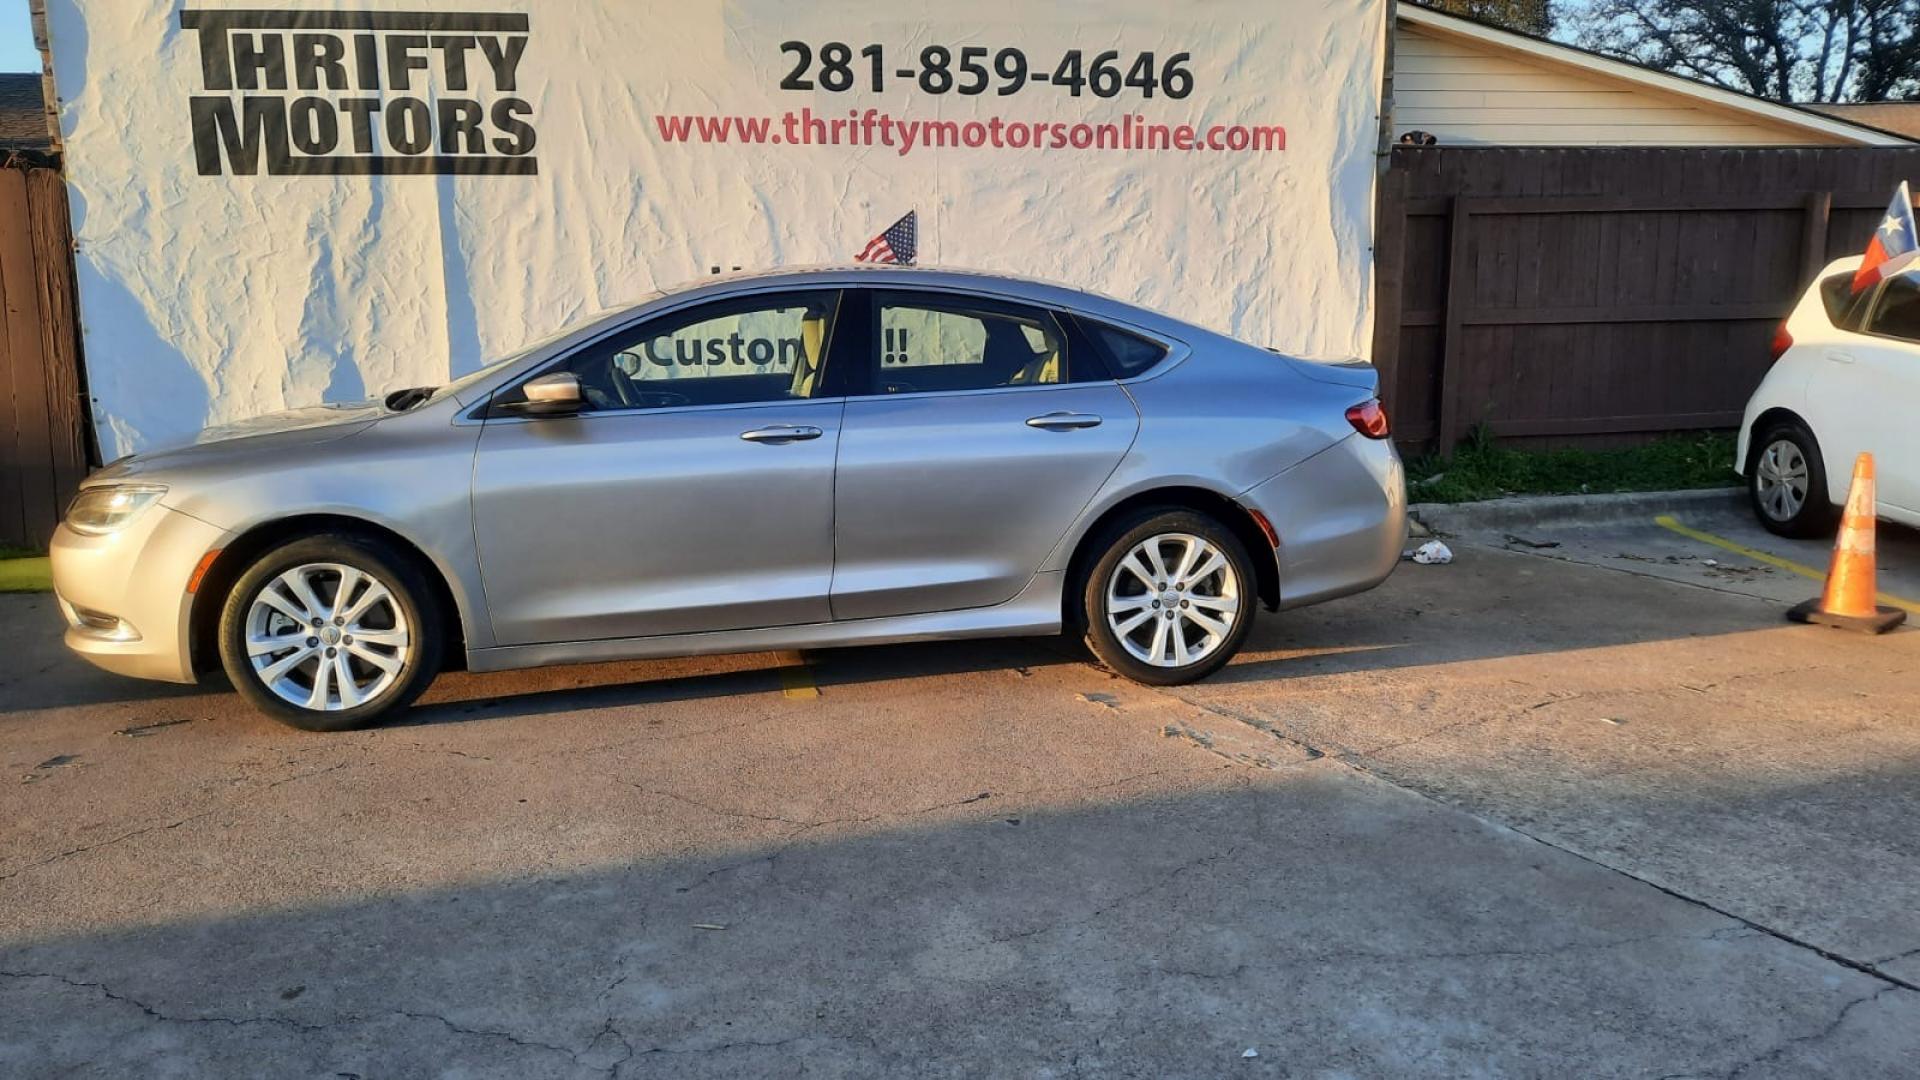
[
  {"xmin": 1769, "ymin": 322, "xmax": 1793, "ymax": 362},
  {"xmin": 1346, "ymin": 399, "xmax": 1390, "ymax": 439}
]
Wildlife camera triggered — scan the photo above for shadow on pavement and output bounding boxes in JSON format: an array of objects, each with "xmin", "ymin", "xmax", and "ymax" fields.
[
  {"xmin": 3, "ymin": 772, "xmax": 1916, "ymax": 1078},
  {"xmin": 6, "ymin": 542, "xmax": 1833, "ymax": 726}
]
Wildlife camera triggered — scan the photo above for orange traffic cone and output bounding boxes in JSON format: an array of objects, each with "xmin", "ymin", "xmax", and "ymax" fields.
[{"xmin": 1787, "ymin": 452, "xmax": 1907, "ymax": 634}]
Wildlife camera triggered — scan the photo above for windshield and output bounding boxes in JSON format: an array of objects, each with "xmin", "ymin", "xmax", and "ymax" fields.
[{"xmin": 415, "ymin": 300, "xmax": 665, "ymax": 409}]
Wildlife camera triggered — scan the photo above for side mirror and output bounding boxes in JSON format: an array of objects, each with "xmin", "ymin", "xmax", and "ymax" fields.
[{"xmin": 502, "ymin": 372, "xmax": 583, "ymax": 417}]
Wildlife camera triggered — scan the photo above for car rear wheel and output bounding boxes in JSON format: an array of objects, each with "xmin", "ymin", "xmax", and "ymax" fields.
[
  {"xmin": 1749, "ymin": 420, "xmax": 1836, "ymax": 538},
  {"xmin": 218, "ymin": 534, "xmax": 442, "ymax": 731},
  {"xmin": 1081, "ymin": 510, "xmax": 1256, "ymax": 686}
]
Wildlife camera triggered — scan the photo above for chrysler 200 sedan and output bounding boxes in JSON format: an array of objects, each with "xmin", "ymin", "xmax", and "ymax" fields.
[{"xmin": 51, "ymin": 267, "xmax": 1406, "ymax": 730}]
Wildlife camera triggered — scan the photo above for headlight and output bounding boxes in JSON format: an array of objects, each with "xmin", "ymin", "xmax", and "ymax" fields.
[{"xmin": 65, "ymin": 484, "xmax": 168, "ymax": 536}]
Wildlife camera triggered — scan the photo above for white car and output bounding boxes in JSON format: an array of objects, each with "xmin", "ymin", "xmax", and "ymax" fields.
[{"xmin": 1737, "ymin": 256, "xmax": 1920, "ymax": 537}]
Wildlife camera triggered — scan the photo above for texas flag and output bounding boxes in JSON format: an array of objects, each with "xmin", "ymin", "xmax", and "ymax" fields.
[{"xmin": 1853, "ymin": 181, "xmax": 1918, "ymax": 293}]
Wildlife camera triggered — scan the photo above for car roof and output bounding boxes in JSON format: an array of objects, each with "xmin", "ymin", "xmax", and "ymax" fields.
[
  {"xmin": 649, "ymin": 264, "xmax": 1184, "ymax": 336},
  {"xmin": 447, "ymin": 265, "xmax": 1201, "ymax": 410}
]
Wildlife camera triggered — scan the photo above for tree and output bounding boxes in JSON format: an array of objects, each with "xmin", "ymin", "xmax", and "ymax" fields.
[
  {"xmin": 1574, "ymin": 0, "xmax": 1920, "ymax": 103},
  {"xmin": 1416, "ymin": 0, "xmax": 1555, "ymax": 36},
  {"xmin": 1853, "ymin": 0, "xmax": 1920, "ymax": 100}
]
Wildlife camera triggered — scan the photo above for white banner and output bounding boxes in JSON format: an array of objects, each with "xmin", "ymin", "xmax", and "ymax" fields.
[{"xmin": 45, "ymin": 0, "xmax": 1387, "ymax": 456}]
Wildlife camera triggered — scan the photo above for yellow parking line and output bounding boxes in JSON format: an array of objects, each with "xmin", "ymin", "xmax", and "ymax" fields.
[
  {"xmin": 776, "ymin": 651, "xmax": 819, "ymax": 699},
  {"xmin": 1653, "ymin": 515, "xmax": 1920, "ymax": 615}
]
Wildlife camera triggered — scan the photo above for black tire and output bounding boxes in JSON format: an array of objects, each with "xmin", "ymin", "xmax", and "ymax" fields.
[
  {"xmin": 1079, "ymin": 509, "xmax": 1257, "ymax": 686},
  {"xmin": 1749, "ymin": 419, "xmax": 1837, "ymax": 539},
  {"xmin": 217, "ymin": 533, "xmax": 443, "ymax": 731}
]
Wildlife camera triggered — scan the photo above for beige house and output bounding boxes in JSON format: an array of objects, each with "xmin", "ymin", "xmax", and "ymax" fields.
[{"xmin": 1391, "ymin": 5, "xmax": 1912, "ymax": 148}]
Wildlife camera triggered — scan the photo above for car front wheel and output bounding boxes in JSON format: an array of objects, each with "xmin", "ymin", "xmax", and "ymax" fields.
[
  {"xmin": 1749, "ymin": 420, "xmax": 1836, "ymax": 538},
  {"xmin": 1081, "ymin": 510, "xmax": 1256, "ymax": 686},
  {"xmin": 217, "ymin": 534, "xmax": 443, "ymax": 731}
]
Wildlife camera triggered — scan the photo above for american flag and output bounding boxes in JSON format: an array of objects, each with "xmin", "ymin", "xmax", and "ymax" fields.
[
  {"xmin": 1854, "ymin": 181, "xmax": 1917, "ymax": 293},
  {"xmin": 855, "ymin": 211, "xmax": 917, "ymax": 265}
]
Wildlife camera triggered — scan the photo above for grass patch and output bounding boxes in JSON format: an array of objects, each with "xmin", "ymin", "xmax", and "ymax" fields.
[
  {"xmin": 0, "ymin": 546, "xmax": 52, "ymax": 594},
  {"xmin": 1405, "ymin": 429, "xmax": 1740, "ymax": 504}
]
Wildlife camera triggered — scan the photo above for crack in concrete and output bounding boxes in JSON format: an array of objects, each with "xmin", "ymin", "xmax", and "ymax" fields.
[
  {"xmin": 1124, "ymin": 670, "xmax": 1920, "ymax": 996},
  {"xmin": 555, "ymin": 709, "xmax": 813, "ymax": 762},
  {"xmin": 1680, "ymin": 665, "xmax": 1830, "ymax": 694},
  {"xmin": 1167, "ymin": 698, "xmax": 1325, "ymax": 761},
  {"xmin": 392, "ymin": 1008, "xmax": 583, "ymax": 1060},
  {"xmin": 1154, "ymin": 963, "xmax": 1249, "ymax": 981},
  {"xmin": 656, "ymin": 765, "xmax": 1227, "ymax": 898},
  {"xmin": 1722, "ymin": 985, "xmax": 1906, "ymax": 1080},
  {"xmin": 1872, "ymin": 944, "xmax": 1920, "ymax": 966},
  {"xmin": 992, "ymin": 846, "xmax": 1238, "ymax": 945},
  {"xmin": 1492, "ymin": 540, "xmax": 1802, "ymax": 608},
  {"xmin": 630, "ymin": 1030, "xmax": 879, "ymax": 1061},
  {"xmin": 264, "ymin": 762, "xmax": 350, "ymax": 788},
  {"xmin": 1303, "ymin": 927, "xmax": 1717, "ymax": 967},
  {"xmin": 5, "ymin": 968, "xmax": 645, "ymax": 1075},
  {"xmin": 1351, "ymin": 706, "xmax": 1521, "ymax": 758},
  {"xmin": 0, "ymin": 762, "xmax": 350, "ymax": 884},
  {"xmin": 587, "ymin": 1016, "xmax": 637, "ymax": 1078},
  {"xmin": 631, "ymin": 784, "xmax": 1001, "ymax": 835},
  {"xmin": 639, "ymin": 769, "xmax": 1217, "ymax": 838},
  {"xmin": 0, "ymin": 969, "xmax": 333, "ymax": 1033},
  {"xmin": 0, "ymin": 809, "xmax": 221, "ymax": 884},
  {"xmin": 674, "ymin": 851, "xmax": 782, "ymax": 895},
  {"xmin": 388, "ymin": 742, "xmax": 496, "ymax": 764},
  {"xmin": 629, "ymin": 785, "xmax": 816, "ymax": 828},
  {"xmin": 1146, "ymin": 927, "xmax": 1734, "ymax": 984}
]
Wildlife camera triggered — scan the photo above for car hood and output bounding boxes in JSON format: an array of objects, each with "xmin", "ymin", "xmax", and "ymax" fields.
[{"xmin": 90, "ymin": 402, "xmax": 385, "ymax": 482}]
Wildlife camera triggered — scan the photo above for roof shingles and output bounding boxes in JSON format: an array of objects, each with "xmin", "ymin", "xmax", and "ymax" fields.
[{"xmin": 0, "ymin": 73, "xmax": 52, "ymax": 150}]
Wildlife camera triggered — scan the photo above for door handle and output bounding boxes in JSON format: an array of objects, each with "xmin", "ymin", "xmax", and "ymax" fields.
[
  {"xmin": 739, "ymin": 425, "xmax": 824, "ymax": 443},
  {"xmin": 1026, "ymin": 412, "xmax": 1103, "ymax": 431},
  {"xmin": 1827, "ymin": 351, "xmax": 1857, "ymax": 364}
]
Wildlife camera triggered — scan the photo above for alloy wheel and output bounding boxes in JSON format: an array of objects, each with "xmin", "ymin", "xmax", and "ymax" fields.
[
  {"xmin": 244, "ymin": 562, "xmax": 411, "ymax": 711},
  {"xmin": 1755, "ymin": 438, "xmax": 1809, "ymax": 522},
  {"xmin": 1103, "ymin": 532, "xmax": 1241, "ymax": 668}
]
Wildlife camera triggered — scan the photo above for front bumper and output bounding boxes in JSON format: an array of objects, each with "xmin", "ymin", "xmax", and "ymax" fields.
[
  {"xmin": 49, "ymin": 506, "xmax": 226, "ymax": 684},
  {"xmin": 1241, "ymin": 434, "xmax": 1406, "ymax": 610}
]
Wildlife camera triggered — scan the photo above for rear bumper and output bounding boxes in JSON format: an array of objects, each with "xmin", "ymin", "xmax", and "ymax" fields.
[
  {"xmin": 49, "ymin": 506, "xmax": 223, "ymax": 684},
  {"xmin": 1241, "ymin": 435, "xmax": 1406, "ymax": 610}
]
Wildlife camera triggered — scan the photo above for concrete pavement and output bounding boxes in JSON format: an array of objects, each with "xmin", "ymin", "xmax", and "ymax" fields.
[{"xmin": 2, "ymin": 530, "xmax": 1917, "ymax": 1077}]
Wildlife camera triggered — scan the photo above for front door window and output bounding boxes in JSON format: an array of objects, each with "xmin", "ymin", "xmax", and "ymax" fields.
[{"xmin": 518, "ymin": 291, "xmax": 842, "ymax": 411}]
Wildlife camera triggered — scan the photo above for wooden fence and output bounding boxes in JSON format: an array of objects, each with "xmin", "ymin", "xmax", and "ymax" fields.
[
  {"xmin": 0, "ymin": 156, "xmax": 88, "ymax": 549},
  {"xmin": 1374, "ymin": 146, "xmax": 1920, "ymax": 451}
]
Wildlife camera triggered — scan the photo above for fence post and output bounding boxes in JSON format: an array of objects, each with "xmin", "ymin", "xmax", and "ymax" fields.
[
  {"xmin": 1372, "ymin": 159, "xmax": 1407, "ymax": 415},
  {"xmin": 26, "ymin": 168, "xmax": 90, "ymax": 509},
  {"xmin": 1436, "ymin": 195, "xmax": 1471, "ymax": 453},
  {"xmin": 1801, "ymin": 191, "xmax": 1832, "ymax": 284}
]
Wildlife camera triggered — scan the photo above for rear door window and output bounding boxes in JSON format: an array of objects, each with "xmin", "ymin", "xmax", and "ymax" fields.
[
  {"xmin": 1075, "ymin": 316, "xmax": 1170, "ymax": 378},
  {"xmin": 861, "ymin": 292, "xmax": 1071, "ymax": 395},
  {"xmin": 1865, "ymin": 276, "xmax": 1920, "ymax": 343}
]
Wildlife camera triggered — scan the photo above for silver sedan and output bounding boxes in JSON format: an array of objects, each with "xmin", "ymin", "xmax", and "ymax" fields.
[{"xmin": 51, "ymin": 268, "xmax": 1405, "ymax": 730}]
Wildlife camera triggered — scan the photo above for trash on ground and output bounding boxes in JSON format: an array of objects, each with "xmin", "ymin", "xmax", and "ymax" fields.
[
  {"xmin": 1407, "ymin": 540, "xmax": 1453, "ymax": 565},
  {"xmin": 114, "ymin": 718, "xmax": 194, "ymax": 738},
  {"xmin": 1243, "ymin": 1047, "xmax": 1260, "ymax": 1059},
  {"xmin": 693, "ymin": 923, "xmax": 728, "ymax": 931},
  {"xmin": 1503, "ymin": 533, "xmax": 1561, "ymax": 549},
  {"xmin": 21, "ymin": 754, "xmax": 83, "ymax": 783}
]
